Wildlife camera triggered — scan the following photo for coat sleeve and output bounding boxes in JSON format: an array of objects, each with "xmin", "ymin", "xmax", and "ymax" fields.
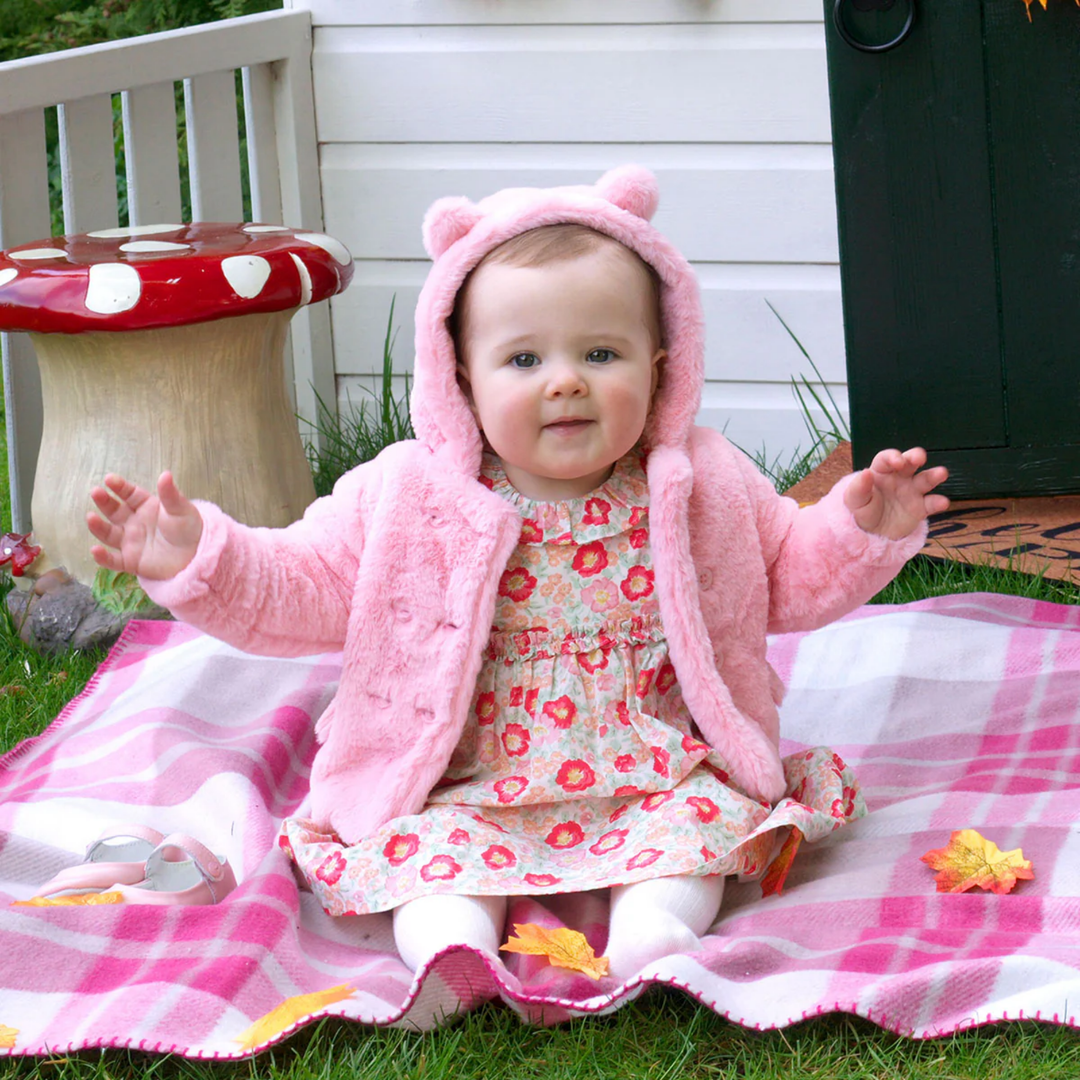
[
  {"xmin": 727, "ymin": 439, "xmax": 927, "ymax": 634},
  {"xmin": 138, "ymin": 462, "xmax": 372, "ymax": 656}
]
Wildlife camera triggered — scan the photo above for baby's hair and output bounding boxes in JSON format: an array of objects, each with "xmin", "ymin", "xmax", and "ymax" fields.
[{"xmin": 450, "ymin": 224, "xmax": 664, "ymax": 353}]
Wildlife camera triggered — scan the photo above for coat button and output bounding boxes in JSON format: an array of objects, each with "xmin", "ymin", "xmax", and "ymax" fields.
[{"xmin": 698, "ymin": 567, "xmax": 714, "ymax": 590}]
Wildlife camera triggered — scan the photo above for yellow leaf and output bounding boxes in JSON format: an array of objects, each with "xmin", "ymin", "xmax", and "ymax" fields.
[
  {"xmin": 500, "ymin": 923, "xmax": 609, "ymax": 980},
  {"xmin": 0, "ymin": 1024, "xmax": 18, "ymax": 1049},
  {"xmin": 920, "ymin": 828, "xmax": 1034, "ymax": 895},
  {"xmin": 760, "ymin": 827, "xmax": 803, "ymax": 898},
  {"xmin": 234, "ymin": 984, "xmax": 356, "ymax": 1053},
  {"xmin": 12, "ymin": 891, "xmax": 124, "ymax": 907}
]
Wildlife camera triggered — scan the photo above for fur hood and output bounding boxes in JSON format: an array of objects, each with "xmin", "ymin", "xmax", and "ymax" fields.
[{"xmin": 410, "ymin": 165, "xmax": 704, "ymax": 472}]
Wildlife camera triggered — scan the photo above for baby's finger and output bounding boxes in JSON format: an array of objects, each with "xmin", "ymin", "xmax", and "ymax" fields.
[
  {"xmin": 924, "ymin": 493, "xmax": 950, "ymax": 516},
  {"xmin": 870, "ymin": 448, "xmax": 905, "ymax": 474},
  {"xmin": 157, "ymin": 471, "xmax": 195, "ymax": 517},
  {"xmin": 843, "ymin": 468, "xmax": 875, "ymax": 510},
  {"xmin": 86, "ymin": 510, "xmax": 123, "ymax": 550},
  {"xmin": 900, "ymin": 446, "xmax": 928, "ymax": 472},
  {"xmin": 88, "ymin": 541, "xmax": 122, "ymax": 572},
  {"xmin": 914, "ymin": 465, "xmax": 949, "ymax": 493}
]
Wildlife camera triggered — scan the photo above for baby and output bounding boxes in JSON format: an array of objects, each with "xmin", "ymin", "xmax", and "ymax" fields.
[{"xmin": 86, "ymin": 167, "xmax": 948, "ymax": 980}]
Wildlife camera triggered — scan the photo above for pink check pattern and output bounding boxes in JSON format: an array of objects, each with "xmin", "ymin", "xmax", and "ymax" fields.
[{"xmin": 3, "ymin": 593, "xmax": 1080, "ymax": 1056}]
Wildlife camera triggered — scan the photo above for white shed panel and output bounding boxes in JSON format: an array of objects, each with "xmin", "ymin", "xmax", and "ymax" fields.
[{"xmin": 287, "ymin": 0, "xmax": 846, "ymax": 466}]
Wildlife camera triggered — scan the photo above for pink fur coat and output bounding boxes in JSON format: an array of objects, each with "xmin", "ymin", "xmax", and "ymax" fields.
[{"xmin": 143, "ymin": 167, "xmax": 925, "ymax": 845}]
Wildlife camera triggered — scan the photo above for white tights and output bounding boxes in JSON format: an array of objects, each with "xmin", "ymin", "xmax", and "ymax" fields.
[{"xmin": 392, "ymin": 874, "xmax": 725, "ymax": 980}]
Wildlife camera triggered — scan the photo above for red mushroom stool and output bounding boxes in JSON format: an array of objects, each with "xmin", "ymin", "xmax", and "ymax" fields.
[{"xmin": 0, "ymin": 223, "xmax": 353, "ymax": 587}]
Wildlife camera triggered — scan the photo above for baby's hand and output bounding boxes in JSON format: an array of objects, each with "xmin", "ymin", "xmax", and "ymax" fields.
[
  {"xmin": 843, "ymin": 447, "xmax": 950, "ymax": 540},
  {"xmin": 87, "ymin": 472, "xmax": 203, "ymax": 580}
]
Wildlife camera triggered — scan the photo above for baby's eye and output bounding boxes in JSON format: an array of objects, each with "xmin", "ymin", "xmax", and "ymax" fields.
[
  {"xmin": 587, "ymin": 348, "xmax": 617, "ymax": 364},
  {"xmin": 509, "ymin": 352, "xmax": 540, "ymax": 369}
]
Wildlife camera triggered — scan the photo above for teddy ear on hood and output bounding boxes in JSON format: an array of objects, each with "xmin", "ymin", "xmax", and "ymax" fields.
[
  {"xmin": 422, "ymin": 195, "xmax": 483, "ymax": 259},
  {"xmin": 594, "ymin": 165, "xmax": 660, "ymax": 222}
]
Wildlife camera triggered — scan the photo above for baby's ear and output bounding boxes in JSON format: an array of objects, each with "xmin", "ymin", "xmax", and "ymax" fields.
[
  {"xmin": 423, "ymin": 196, "xmax": 483, "ymax": 259},
  {"xmin": 595, "ymin": 165, "xmax": 659, "ymax": 222}
]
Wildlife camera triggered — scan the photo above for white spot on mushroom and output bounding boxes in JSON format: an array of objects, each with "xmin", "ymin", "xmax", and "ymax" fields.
[
  {"xmin": 222, "ymin": 254, "xmax": 271, "ymax": 299},
  {"xmin": 243, "ymin": 224, "xmax": 291, "ymax": 234},
  {"xmin": 88, "ymin": 224, "xmax": 184, "ymax": 238},
  {"xmin": 119, "ymin": 241, "xmax": 192, "ymax": 254},
  {"xmin": 85, "ymin": 263, "xmax": 141, "ymax": 314},
  {"xmin": 10, "ymin": 248, "xmax": 68, "ymax": 261},
  {"xmin": 289, "ymin": 253, "xmax": 313, "ymax": 306},
  {"xmin": 296, "ymin": 232, "xmax": 352, "ymax": 267},
  {"xmin": 0, "ymin": 268, "xmax": 17, "ymax": 288}
]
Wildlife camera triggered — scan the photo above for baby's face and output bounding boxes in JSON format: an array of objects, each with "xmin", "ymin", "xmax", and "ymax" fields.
[{"xmin": 457, "ymin": 245, "xmax": 664, "ymax": 501}]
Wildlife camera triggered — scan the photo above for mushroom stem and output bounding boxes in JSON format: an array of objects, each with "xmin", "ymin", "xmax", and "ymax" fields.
[{"xmin": 28, "ymin": 309, "xmax": 317, "ymax": 584}]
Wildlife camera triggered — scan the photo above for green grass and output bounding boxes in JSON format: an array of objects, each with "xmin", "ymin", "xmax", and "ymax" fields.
[{"xmin": 2, "ymin": 334, "xmax": 1080, "ymax": 1076}]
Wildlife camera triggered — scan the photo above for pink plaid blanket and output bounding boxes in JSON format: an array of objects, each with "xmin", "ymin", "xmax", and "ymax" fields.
[{"xmin": 2, "ymin": 593, "xmax": 1079, "ymax": 1057}]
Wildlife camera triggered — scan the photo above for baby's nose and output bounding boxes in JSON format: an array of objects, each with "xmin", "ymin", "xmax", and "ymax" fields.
[{"xmin": 546, "ymin": 358, "xmax": 587, "ymax": 396}]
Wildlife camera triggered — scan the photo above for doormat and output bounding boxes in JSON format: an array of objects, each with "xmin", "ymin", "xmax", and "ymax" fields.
[{"xmin": 784, "ymin": 443, "xmax": 1080, "ymax": 583}]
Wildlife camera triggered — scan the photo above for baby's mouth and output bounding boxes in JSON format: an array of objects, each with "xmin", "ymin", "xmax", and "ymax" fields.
[{"xmin": 544, "ymin": 418, "xmax": 593, "ymax": 431}]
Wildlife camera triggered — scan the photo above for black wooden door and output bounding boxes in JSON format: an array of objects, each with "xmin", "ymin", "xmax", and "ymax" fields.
[{"xmin": 824, "ymin": 0, "xmax": 1080, "ymax": 498}]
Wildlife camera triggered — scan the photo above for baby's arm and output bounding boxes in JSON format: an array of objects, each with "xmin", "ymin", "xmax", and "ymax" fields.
[
  {"xmin": 86, "ymin": 468, "xmax": 364, "ymax": 656},
  {"xmin": 727, "ymin": 439, "xmax": 939, "ymax": 634}
]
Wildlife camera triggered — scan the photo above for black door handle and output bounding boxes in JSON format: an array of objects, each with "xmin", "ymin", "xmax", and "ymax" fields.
[{"xmin": 833, "ymin": 0, "xmax": 916, "ymax": 53}]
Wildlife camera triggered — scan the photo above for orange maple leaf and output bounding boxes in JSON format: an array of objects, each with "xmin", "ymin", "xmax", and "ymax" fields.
[
  {"xmin": 920, "ymin": 829, "xmax": 1034, "ymax": 895},
  {"xmin": 234, "ymin": 984, "xmax": 356, "ymax": 1053},
  {"xmin": 0, "ymin": 1024, "xmax": 18, "ymax": 1050},
  {"xmin": 1021, "ymin": 0, "xmax": 1080, "ymax": 20},
  {"xmin": 500, "ymin": 923, "xmax": 610, "ymax": 980},
  {"xmin": 760, "ymin": 827, "xmax": 803, "ymax": 898},
  {"xmin": 12, "ymin": 891, "xmax": 124, "ymax": 907}
]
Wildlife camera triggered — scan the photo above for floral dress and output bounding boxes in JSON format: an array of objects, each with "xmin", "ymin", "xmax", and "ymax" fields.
[{"xmin": 281, "ymin": 448, "xmax": 865, "ymax": 916}]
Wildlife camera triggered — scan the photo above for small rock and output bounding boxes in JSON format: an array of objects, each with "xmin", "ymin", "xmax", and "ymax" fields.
[{"xmin": 6, "ymin": 571, "xmax": 170, "ymax": 656}]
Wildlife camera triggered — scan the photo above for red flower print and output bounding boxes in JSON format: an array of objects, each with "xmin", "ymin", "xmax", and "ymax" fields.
[
  {"xmin": 520, "ymin": 519, "xmax": 543, "ymax": 544},
  {"xmin": 554, "ymin": 532, "xmax": 573, "ymax": 546},
  {"xmin": 383, "ymin": 833, "xmax": 420, "ymax": 866},
  {"xmin": 578, "ymin": 647, "xmax": 609, "ymax": 673},
  {"xmin": 626, "ymin": 848, "xmax": 664, "ymax": 871},
  {"xmin": 620, "ymin": 565, "xmax": 655, "ymax": 601},
  {"xmin": 545, "ymin": 822, "xmax": 586, "ymax": 849},
  {"xmin": 479, "ymin": 475, "xmax": 495, "ymax": 490},
  {"xmin": 277, "ymin": 833, "xmax": 295, "ymax": 857},
  {"xmin": 524, "ymin": 687, "xmax": 540, "ymax": 719},
  {"xmin": 636, "ymin": 668, "xmax": 655, "ymax": 699},
  {"xmin": 509, "ymin": 685, "xmax": 524, "ymax": 707},
  {"xmin": 499, "ymin": 565, "xmax": 537, "ymax": 603},
  {"xmin": 615, "ymin": 753, "xmax": 637, "ymax": 773},
  {"xmin": 475, "ymin": 691, "xmax": 498, "ymax": 726},
  {"xmin": 652, "ymin": 746, "xmax": 670, "ymax": 777},
  {"xmin": 448, "ymin": 828, "xmax": 471, "ymax": 845},
  {"xmin": 589, "ymin": 829, "xmax": 628, "ymax": 856},
  {"xmin": 630, "ymin": 528, "xmax": 648, "ymax": 549},
  {"xmin": 420, "ymin": 854, "xmax": 462, "ymax": 882},
  {"xmin": 641, "ymin": 791, "xmax": 674, "ymax": 812},
  {"xmin": 582, "ymin": 497, "xmax": 612, "ymax": 525},
  {"xmin": 614, "ymin": 701, "xmax": 631, "ymax": 726},
  {"xmin": 524, "ymin": 873, "xmax": 562, "ymax": 888},
  {"xmin": 610, "ymin": 803, "xmax": 631, "ymax": 823},
  {"xmin": 543, "ymin": 695, "xmax": 578, "ymax": 730},
  {"xmin": 482, "ymin": 844, "xmax": 517, "ymax": 870},
  {"xmin": 701, "ymin": 761, "xmax": 730, "ymax": 785},
  {"xmin": 681, "ymin": 733, "xmax": 708, "ymax": 755},
  {"xmin": 314, "ymin": 851, "xmax": 346, "ymax": 886},
  {"xmin": 556, "ymin": 758, "xmax": 597, "ymax": 792},
  {"xmin": 656, "ymin": 663, "xmax": 678, "ymax": 695},
  {"xmin": 494, "ymin": 775, "xmax": 529, "ymax": 804},
  {"xmin": 501, "ymin": 722, "xmax": 531, "ymax": 757},
  {"xmin": 629, "ymin": 507, "xmax": 646, "ymax": 527},
  {"xmin": 686, "ymin": 796, "xmax": 720, "ymax": 823},
  {"xmin": 700, "ymin": 845, "xmax": 718, "ymax": 862},
  {"xmin": 471, "ymin": 813, "xmax": 508, "ymax": 833},
  {"xmin": 830, "ymin": 798, "xmax": 846, "ymax": 820},
  {"xmin": 613, "ymin": 785, "xmax": 641, "ymax": 798},
  {"xmin": 572, "ymin": 540, "xmax": 609, "ymax": 578}
]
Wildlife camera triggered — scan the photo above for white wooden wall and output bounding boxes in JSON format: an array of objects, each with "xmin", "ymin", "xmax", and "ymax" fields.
[{"xmin": 286, "ymin": 0, "xmax": 847, "ymax": 464}]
